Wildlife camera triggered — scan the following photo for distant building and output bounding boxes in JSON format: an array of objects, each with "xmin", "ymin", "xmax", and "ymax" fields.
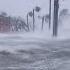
[
  {"xmin": 0, "ymin": 15, "xmax": 10, "ymax": 32},
  {"xmin": 0, "ymin": 15, "xmax": 28, "ymax": 32}
]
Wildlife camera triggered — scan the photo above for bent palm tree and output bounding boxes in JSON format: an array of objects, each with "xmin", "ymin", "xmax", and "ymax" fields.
[{"xmin": 38, "ymin": 14, "xmax": 49, "ymax": 30}]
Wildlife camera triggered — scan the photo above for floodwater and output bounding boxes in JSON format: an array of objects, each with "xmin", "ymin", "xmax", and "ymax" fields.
[{"xmin": 0, "ymin": 35, "xmax": 70, "ymax": 70}]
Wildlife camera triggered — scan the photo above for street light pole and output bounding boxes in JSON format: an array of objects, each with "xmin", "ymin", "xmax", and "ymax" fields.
[{"xmin": 53, "ymin": 0, "xmax": 59, "ymax": 37}]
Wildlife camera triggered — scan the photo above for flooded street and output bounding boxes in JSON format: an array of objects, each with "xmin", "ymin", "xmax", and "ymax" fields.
[{"xmin": 0, "ymin": 35, "xmax": 70, "ymax": 70}]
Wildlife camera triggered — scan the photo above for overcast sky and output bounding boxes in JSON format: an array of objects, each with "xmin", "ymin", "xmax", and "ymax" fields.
[
  {"xmin": 0, "ymin": 0, "xmax": 69, "ymax": 18},
  {"xmin": 0, "ymin": 0, "xmax": 49, "ymax": 17}
]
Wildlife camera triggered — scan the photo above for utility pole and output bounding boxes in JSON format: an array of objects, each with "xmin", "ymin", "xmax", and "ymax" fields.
[
  {"xmin": 53, "ymin": 0, "xmax": 59, "ymax": 37},
  {"xmin": 49, "ymin": 0, "xmax": 51, "ymax": 29}
]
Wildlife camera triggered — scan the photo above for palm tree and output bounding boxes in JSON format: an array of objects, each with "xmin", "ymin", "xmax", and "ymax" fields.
[
  {"xmin": 41, "ymin": 16, "xmax": 45, "ymax": 30},
  {"xmin": 38, "ymin": 15, "xmax": 44, "ymax": 30},
  {"xmin": 27, "ymin": 14, "xmax": 29, "ymax": 31},
  {"xmin": 0, "ymin": 12, "xmax": 7, "ymax": 17},
  {"xmin": 49, "ymin": 0, "xmax": 51, "ymax": 29},
  {"xmin": 26, "ymin": 11, "xmax": 33, "ymax": 31},
  {"xmin": 59, "ymin": 9, "xmax": 69, "ymax": 23},
  {"xmin": 16, "ymin": 17, "xmax": 28, "ymax": 32},
  {"xmin": 28, "ymin": 6, "xmax": 41, "ymax": 31},
  {"xmin": 44, "ymin": 14, "xmax": 50, "ymax": 23},
  {"xmin": 38, "ymin": 14, "xmax": 49, "ymax": 30}
]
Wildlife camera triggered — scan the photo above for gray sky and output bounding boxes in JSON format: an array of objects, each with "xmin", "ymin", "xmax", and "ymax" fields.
[
  {"xmin": 0, "ymin": 0, "xmax": 70, "ymax": 18},
  {"xmin": 0, "ymin": 0, "xmax": 49, "ymax": 17}
]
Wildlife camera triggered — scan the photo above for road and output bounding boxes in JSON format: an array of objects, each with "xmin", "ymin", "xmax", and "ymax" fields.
[{"xmin": 0, "ymin": 35, "xmax": 70, "ymax": 70}]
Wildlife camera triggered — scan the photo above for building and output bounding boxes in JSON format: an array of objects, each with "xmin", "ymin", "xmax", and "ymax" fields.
[{"xmin": 0, "ymin": 15, "xmax": 10, "ymax": 32}]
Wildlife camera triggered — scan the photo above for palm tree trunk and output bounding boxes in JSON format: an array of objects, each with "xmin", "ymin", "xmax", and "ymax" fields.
[
  {"xmin": 27, "ymin": 14, "xmax": 29, "ymax": 31},
  {"xmin": 33, "ymin": 9, "xmax": 35, "ymax": 31},
  {"xmin": 42, "ymin": 17, "xmax": 44, "ymax": 30},
  {"xmin": 9, "ymin": 17, "xmax": 11, "ymax": 31},
  {"xmin": 49, "ymin": 0, "xmax": 51, "ymax": 29}
]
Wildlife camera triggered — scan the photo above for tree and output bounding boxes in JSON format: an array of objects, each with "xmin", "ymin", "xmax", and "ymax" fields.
[
  {"xmin": 42, "ymin": 16, "xmax": 45, "ymax": 30},
  {"xmin": 35, "ymin": 6, "xmax": 41, "ymax": 12},
  {"xmin": 28, "ymin": 6, "xmax": 41, "ymax": 31},
  {"xmin": 38, "ymin": 14, "xmax": 49, "ymax": 30},
  {"xmin": 59, "ymin": 9, "xmax": 69, "ymax": 24},
  {"xmin": 0, "ymin": 12, "xmax": 7, "ymax": 17},
  {"xmin": 28, "ymin": 11, "xmax": 33, "ymax": 17},
  {"xmin": 15, "ymin": 17, "xmax": 28, "ymax": 32},
  {"xmin": 27, "ymin": 14, "xmax": 29, "ymax": 31},
  {"xmin": 59, "ymin": 9, "xmax": 68, "ymax": 17},
  {"xmin": 27, "ymin": 11, "xmax": 33, "ymax": 31},
  {"xmin": 49, "ymin": 0, "xmax": 51, "ymax": 29},
  {"xmin": 44, "ymin": 14, "xmax": 49, "ymax": 23}
]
